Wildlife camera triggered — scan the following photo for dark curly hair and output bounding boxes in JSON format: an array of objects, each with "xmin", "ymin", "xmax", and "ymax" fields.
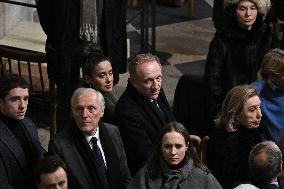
[
  {"xmin": 80, "ymin": 43, "xmax": 110, "ymax": 81},
  {"xmin": 0, "ymin": 74, "xmax": 29, "ymax": 99}
]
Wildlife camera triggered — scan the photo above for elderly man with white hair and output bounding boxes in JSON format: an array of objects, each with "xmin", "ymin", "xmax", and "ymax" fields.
[{"xmin": 48, "ymin": 88, "xmax": 131, "ymax": 189}]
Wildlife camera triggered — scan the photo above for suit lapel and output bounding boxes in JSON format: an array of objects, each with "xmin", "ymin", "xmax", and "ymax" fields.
[
  {"xmin": 99, "ymin": 122, "xmax": 120, "ymax": 189},
  {"xmin": 72, "ymin": 142, "xmax": 94, "ymax": 187},
  {"xmin": 69, "ymin": 126, "xmax": 97, "ymax": 188},
  {"xmin": 0, "ymin": 120, "xmax": 27, "ymax": 171}
]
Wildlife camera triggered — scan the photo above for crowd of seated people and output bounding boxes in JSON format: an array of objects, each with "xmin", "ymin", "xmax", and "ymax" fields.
[{"xmin": 3, "ymin": 0, "xmax": 284, "ymax": 188}]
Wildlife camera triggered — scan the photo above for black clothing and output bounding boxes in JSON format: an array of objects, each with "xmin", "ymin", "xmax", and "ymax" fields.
[
  {"xmin": 0, "ymin": 116, "xmax": 43, "ymax": 189},
  {"xmin": 208, "ymin": 125, "xmax": 263, "ymax": 188},
  {"xmin": 204, "ymin": 19, "xmax": 272, "ymax": 120},
  {"xmin": 48, "ymin": 121, "xmax": 131, "ymax": 189},
  {"xmin": 115, "ymin": 82, "xmax": 175, "ymax": 175},
  {"xmin": 37, "ymin": 0, "xmax": 126, "ymax": 130},
  {"xmin": 255, "ymin": 183, "xmax": 280, "ymax": 189},
  {"xmin": 173, "ymin": 74, "xmax": 209, "ymax": 136},
  {"xmin": 207, "ymin": 126, "xmax": 229, "ymax": 184},
  {"xmin": 37, "ymin": 0, "xmax": 127, "ymax": 82}
]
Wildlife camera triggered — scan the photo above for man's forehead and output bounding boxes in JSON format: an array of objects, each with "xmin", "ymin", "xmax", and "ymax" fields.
[
  {"xmin": 74, "ymin": 94, "xmax": 98, "ymax": 105},
  {"xmin": 137, "ymin": 62, "xmax": 161, "ymax": 74},
  {"xmin": 137, "ymin": 60, "xmax": 160, "ymax": 68},
  {"xmin": 75, "ymin": 102, "xmax": 97, "ymax": 108}
]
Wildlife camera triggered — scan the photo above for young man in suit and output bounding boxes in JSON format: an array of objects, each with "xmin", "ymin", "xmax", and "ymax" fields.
[
  {"xmin": 48, "ymin": 88, "xmax": 131, "ymax": 189},
  {"xmin": 0, "ymin": 75, "xmax": 43, "ymax": 188},
  {"xmin": 115, "ymin": 53, "xmax": 175, "ymax": 175}
]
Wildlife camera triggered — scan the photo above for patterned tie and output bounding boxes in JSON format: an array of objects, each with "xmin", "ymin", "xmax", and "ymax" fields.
[{"xmin": 91, "ymin": 137, "xmax": 107, "ymax": 174}]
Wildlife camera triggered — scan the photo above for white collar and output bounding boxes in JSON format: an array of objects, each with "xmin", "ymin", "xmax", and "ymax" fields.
[{"xmin": 85, "ymin": 127, "xmax": 100, "ymax": 144}]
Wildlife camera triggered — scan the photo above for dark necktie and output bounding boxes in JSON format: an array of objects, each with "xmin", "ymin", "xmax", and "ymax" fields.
[
  {"xmin": 152, "ymin": 100, "xmax": 166, "ymax": 122},
  {"xmin": 91, "ymin": 137, "xmax": 107, "ymax": 174}
]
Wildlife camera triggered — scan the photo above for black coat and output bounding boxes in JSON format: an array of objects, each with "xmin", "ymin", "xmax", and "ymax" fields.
[
  {"xmin": 48, "ymin": 122, "xmax": 131, "ymax": 189},
  {"xmin": 255, "ymin": 183, "xmax": 281, "ymax": 189},
  {"xmin": 0, "ymin": 118, "xmax": 43, "ymax": 189},
  {"xmin": 115, "ymin": 82, "xmax": 175, "ymax": 175},
  {"xmin": 37, "ymin": 0, "xmax": 127, "ymax": 82},
  {"xmin": 204, "ymin": 19, "xmax": 272, "ymax": 120},
  {"xmin": 208, "ymin": 125, "xmax": 263, "ymax": 189}
]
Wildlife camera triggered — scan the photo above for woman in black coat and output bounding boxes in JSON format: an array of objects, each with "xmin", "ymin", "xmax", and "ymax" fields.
[
  {"xmin": 207, "ymin": 85, "xmax": 264, "ymax": 189},
  {"xmin": 204, "ymin": 0, "xmax": 272, "ymax": 121}
]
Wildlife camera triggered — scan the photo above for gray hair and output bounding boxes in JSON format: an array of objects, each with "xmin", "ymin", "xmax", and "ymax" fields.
[
  {"xmin": 71, "ymin": 88, "xmax": 105, "ymax": 111},
  {"xmin": 128, "ymin": 53, "xmax": 161, "ymax": 79},
  {"xmin": 249, "ymin": 141, "xmax": 282, "ymax": 184},
  {"xmin": 234, "ymin": 184, "xmax": 259, "ymax": 189}
]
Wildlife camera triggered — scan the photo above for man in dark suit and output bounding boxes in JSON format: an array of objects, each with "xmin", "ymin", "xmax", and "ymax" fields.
[
  {"xmin": 0, "ymin": 75, "xmax": 43, "ymax": 188},
  {"xmin": 48, "ymin": 88, "xmax": 131, "ymax": 189},
  {"xmin": 115, "ymin": 53, "xmax": 175, "ymax": 175},
  {"xmin": 249, "ymin": 141, "xmax": 282, "ymax": 189},
  {"xmin": 37, "ymin": 0, "xmax": 127, "ymax": 131}
]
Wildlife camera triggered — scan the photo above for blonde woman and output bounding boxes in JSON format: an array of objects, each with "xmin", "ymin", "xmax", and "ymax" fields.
[{"xmin": 207, "ymin": 85, "xmax": 263, "ymax": 188}]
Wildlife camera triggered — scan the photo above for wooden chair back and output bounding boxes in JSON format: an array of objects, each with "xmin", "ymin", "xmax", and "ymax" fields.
[
  {"xmin": 0, "ymin": 45, "xmax": 57, "ymax": 138},
  {"xmin": 189, "ymin": 134, "xmax": 201, "ymax": 153},
  {"xmin": 198, "ymin": 136, "xmax": 209, "ymax": 164}
]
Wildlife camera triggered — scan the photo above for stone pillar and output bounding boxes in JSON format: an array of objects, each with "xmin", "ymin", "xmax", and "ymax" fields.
[{"xmin": 0, "ymin": 0, "xmax": 36, "ymax": 38}]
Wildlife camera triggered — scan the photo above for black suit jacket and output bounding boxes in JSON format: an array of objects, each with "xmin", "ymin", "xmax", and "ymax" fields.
[
  {"xmin": 48, "ymin": 122, "xmax": 131, "ymax": 189},
  {"xmin": 255, "ymin": 183, "xmax": 280, "ymax": 189},
  {"xmin": 115, "ymin": 82, "xmax": 175, "ymax": 174},
  {"xmin": 0, "ymin": 118, "xmax": 43, "ymax": 189}
]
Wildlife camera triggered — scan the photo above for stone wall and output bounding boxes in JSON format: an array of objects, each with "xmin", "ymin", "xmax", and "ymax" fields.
[{"xmin": 0, "ymin": 0, "xmax": 36, "ymax": 38}]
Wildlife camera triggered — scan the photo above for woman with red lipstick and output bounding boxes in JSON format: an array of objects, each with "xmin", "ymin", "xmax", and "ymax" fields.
[
  {"xmin": 204, "ymin": 0, "xmax": 272, "ymax": 126},
  {"xmin": 207, "ymin": 85, "xmax": 264, "ymax": 188},
  {"xmin": 127, "ymin": 122, "xmax": 222, "ymax": 189},
  {"xmin": 80, "ymin": 44, "xmax": 117, "ymax": 124}
]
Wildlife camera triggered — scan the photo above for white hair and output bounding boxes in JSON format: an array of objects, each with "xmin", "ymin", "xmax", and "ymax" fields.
[
  {"xmin": 234, "ymin": 184, "xmax": 259, "ymax": 189},
  {"xmin": 71, "ymin": 87, "xmax": 105, "ymax": 111}
]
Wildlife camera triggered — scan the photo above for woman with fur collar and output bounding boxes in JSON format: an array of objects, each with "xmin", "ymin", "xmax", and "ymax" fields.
[{"xmin": 204, "ymin": 0, "xmax": 272, "ymax": 124}]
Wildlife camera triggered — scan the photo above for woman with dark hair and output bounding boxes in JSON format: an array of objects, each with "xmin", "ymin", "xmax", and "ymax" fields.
[
  {"xmin": 204, "ymin": 0, "xmax": 272, "ymax": 123},
  {"xmin": 80, "ymin": 44, "xmax": 117, "ymax": 124},
  {"xmin": 207, "ymin": 85, "xmax": 263, "ymax": 188},
  {"xmin": 127, "ymin": 121, "xmax": 222, "ymax": 189}
]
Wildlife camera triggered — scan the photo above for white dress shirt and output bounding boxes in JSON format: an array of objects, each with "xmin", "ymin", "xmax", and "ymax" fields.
[{"xmin": 85, "ymin": 128, "xmax": 107, "ymax": 168}]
